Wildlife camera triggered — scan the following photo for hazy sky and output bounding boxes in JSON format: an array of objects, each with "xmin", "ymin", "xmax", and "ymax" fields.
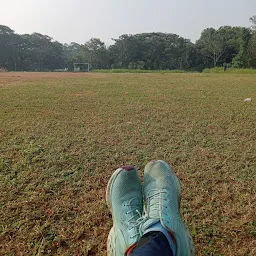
[{"xmin": 1, "ymin": 0, "xmax": 255, "ymax": 44}]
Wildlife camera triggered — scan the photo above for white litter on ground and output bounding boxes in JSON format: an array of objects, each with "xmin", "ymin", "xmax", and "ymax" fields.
[{"xmin": 244, "ymin": 98, "xmax": 252, "ymax": 102}]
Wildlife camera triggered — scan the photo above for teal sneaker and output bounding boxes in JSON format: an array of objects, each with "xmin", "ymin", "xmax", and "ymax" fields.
[
  {"xmin": 140, "ymin": 160, "xmax": 195, "ymax": 256},
  {"xmin": 106, "ymin": 166, "xmax": 143, "ymax": 256}
]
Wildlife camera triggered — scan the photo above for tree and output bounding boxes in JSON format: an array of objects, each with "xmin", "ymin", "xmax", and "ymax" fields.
[
  {"xmin": 63, "ymin": 42, "xmax": 84, "ymax": 70},
  {"xmin": 109, "ymin": 34, "xmax": 142, "ymax": 69},
  {"xmin": 248, "ymin": 16, "xmax": 256, "ymax": 67},
  {"xmin": 108, "ymin": 33, "xmax": 196, "ymax": 70},
  {"xmin": 1, "ymin": 22, "xmax": 255, "ymax": 71},
  {"xmin": 0, "ymin": 25, "xmax": 15, "ymax": 69},
  {"xmin": 196, "ymin": 28, "xmax": 227, "ymax": 67},
  {"xmin": 232, "ymin": 27, "xmax": 252, "ymax": 68},
  {"xmin": 196, "ymin": 26, "xmax": 252, "ymax": 68},
  {"xmin": 82, "ymin": 38, "xmax": 108, "ymax": 69},
  {"xmin": 250, "ymin": 16, "xmax": 256, "ymax": 30},
  {"xmin": 21, "ymin": 33, "xmax": 64, "ymax": 71}
]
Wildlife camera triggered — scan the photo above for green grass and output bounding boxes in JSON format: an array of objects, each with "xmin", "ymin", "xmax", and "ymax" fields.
[
  {"xmin": 0, "ymin": 72, "xmax": 256, "ymax": 255},
  {"xmin": 92, "ymin": 69, "xmax": 186, "ymax": 73},
  {"xmin": 203, "ymin": 67, "xmax": 256, "ymax": 74}
]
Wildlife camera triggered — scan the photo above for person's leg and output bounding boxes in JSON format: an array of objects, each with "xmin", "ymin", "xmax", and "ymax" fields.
[
  {"xmin": 129, "ymin": 231, "xmax": 173, "ymax": 256},
  {"xmin": 137, "ymin": 160, "xmax": 195, "ymax": 256},
  {"xmin": 106, "ymin": 166, "xmax": 143, "ymax": 256}
]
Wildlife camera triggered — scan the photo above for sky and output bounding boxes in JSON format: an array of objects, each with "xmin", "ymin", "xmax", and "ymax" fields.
[{"xmin": 1, "ymin": 0, "xmax": 255, "ymax": 45}]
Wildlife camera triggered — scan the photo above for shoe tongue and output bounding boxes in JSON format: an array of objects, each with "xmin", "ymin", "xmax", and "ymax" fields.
[{"xmin": 142, "ymin": 218, "xmax": 159, "ymax": 232}]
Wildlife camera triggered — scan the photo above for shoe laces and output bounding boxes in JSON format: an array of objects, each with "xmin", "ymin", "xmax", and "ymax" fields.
[
  {"xmin": 147, "ymin": 188, "xmax": 169, "ymax": 216},
  {"xmin": 124, "ymin": 198, "xmax": 143, "ymax": 239},
  {"xmin": 138, "ymin": 189, "xmax": 171, "ymax": 235}
]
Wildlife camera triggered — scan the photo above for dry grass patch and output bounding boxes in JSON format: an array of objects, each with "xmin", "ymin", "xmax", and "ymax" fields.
[{"xmin": 0, "ymin": 72, "xmax": 255, "ymax": 255}]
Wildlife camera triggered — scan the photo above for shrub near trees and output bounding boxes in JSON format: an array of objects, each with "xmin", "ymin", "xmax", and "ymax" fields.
[{"xmin": 0, "ymin": 16, "xmax": 256, "ymax": 71}]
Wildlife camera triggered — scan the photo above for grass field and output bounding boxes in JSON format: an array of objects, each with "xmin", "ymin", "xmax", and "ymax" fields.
[{"xmin": 0, "ymin": 72, "xmax": 255, "ymax": 256}]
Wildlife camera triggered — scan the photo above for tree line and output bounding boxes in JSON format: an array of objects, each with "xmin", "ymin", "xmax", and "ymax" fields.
[{"xmin": 0, "ymin": 16, "xmax": 256, "ymax": 72}]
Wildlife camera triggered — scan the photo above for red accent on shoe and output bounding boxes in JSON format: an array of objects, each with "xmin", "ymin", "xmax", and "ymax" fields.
[
  {"xmin": 125, "ymin": 243, "xmax": 137, "ymax": 256},
  {"xmin": 121, "ymin": 165, "xmax": 134, "ymax": 171},
  {"xmin": 168, "ymin": 231, "xmax": 176, "ymax": 244}
]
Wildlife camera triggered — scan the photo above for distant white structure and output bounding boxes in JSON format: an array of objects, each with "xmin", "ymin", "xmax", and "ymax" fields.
[
  {"xmin": 73, "ymin": 63, "xmax": 90, "ymax": 72},
  {"xmin": 54, "ymin": 68, "xmax": 68, "ymax": 72},
  {"xmin": 0, "ymin": 67, "xmax": 8, "ymax": 72}
]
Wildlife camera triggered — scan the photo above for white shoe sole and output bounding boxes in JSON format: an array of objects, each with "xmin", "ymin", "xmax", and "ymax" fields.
[{"xmin": 106, "ymin": 168, "xmax": 124, "ymax": 212}]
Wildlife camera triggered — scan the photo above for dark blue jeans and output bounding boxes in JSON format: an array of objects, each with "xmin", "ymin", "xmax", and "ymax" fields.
[{"xmin": 131, "ymin": 232, "xmax": 173, "ymax": 256}]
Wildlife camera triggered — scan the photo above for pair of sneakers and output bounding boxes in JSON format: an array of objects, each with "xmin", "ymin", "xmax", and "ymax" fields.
[{"xmin": 106, "ymin": 160, "xmax": 195, "ymax": 256}]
